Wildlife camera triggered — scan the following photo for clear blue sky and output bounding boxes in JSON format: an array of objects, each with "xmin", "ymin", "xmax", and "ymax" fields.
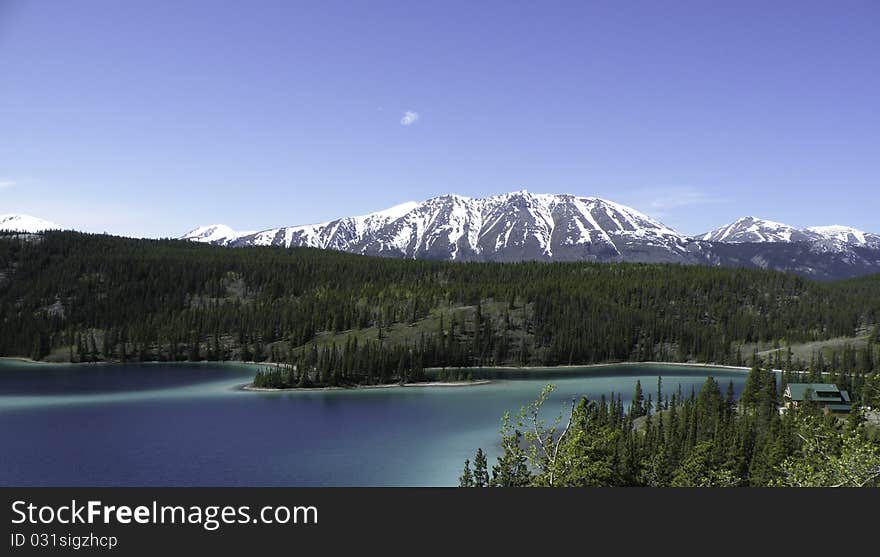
[{"xmin": 1, "ymin": 0, "xmax": 878, "ymax": 237}]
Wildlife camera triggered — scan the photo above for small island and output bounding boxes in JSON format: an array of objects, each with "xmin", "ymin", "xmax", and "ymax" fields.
[
  {"xmin": 249, "ymin": 357, "xmax": 488, "ymax": 390},
  {"xmin": 241, "ymin": 378, "xmax": 491, "ymax": 392}
]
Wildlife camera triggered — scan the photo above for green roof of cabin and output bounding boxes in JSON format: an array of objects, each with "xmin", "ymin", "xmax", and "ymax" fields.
[{"xmin": 785, "ymin": 383, "xmax": 843, "ymax": 402}]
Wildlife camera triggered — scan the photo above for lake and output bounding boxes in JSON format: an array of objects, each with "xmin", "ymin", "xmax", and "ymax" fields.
[{"xmin": 0, "ymin": 361, "xmax": 750, "ymax": 486}]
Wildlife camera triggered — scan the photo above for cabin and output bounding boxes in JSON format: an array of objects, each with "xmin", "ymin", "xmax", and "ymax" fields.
[{"xmin": 783, "ymin": 383, "xmax": 852, "ymax": 415}]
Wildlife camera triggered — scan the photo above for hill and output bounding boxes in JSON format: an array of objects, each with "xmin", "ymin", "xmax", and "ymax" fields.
[{"xmin": 1, "ymin": 231, "xmax": 879, "ymax": 386}]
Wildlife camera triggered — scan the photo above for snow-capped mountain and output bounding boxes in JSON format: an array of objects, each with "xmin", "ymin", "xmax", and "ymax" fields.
[
  {"xmin": 236, "ymin": 201, "xmax": 420, "ymax": 254},
  {"xmin": 180, "ymin": 224, "xmax": 256, "ymax": 245},
  {"xmin": 699, "ymin": 216, "xmax": 813, "ymax": 244},
  {"xmin": 184, "ymin": 191, "xmax": 695, "ymax": 263},
  {"xmin": 180, "ymin": 192, "xmax": 880, "ymax": 280},
  {"xmin": 694, "ymin": 216, "xmax": 880, "ymax": 279},
  {"xmin": 1, "ymin": 195, "xmax": 874, "ymax": 281},
  {"xmin": 699, "ymin": 217, "xmax": 880, "ymax": 252},
  {"xmin": 805, "ymin": 225, "xmax": 880, "ymax": 251},
  {"xmin": 4, "ymin": 198, "xmax": 877, "ymax": 280},
  {"xmin": 0, "ymin": 214, "xmax": 60, "ymax": 233}
]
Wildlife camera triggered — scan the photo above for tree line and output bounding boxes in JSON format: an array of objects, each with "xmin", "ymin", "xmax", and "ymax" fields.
[
  {"xmin": 459, "ymin": 362, "xmax": 880, "ymax": 487},
  {"xmin": 1, "ymin": 231, "xmax": 879, "ymax": 392}
]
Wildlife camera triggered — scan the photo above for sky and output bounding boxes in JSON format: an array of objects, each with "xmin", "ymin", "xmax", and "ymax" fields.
[{"xmin": 1, "ymin": 0, "xmax": 878, "ymax": 237}]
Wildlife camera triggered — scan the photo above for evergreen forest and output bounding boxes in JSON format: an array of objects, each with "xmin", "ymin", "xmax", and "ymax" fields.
[{"xmin": 2, "ymin": 231, "xmax": 879, "ymax": 401}]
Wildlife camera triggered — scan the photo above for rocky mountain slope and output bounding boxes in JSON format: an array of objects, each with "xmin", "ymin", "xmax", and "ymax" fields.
[
  {"xmin": 185, "ymin": 191, "xmax": 697, "ymax": 263},
  {"xmin": 8, "ymin": 193, "xmax": 878, "ymax": 281},
  {"xmin": 181, "ymin": 191, "xmax": 880, "ymax": 280}
]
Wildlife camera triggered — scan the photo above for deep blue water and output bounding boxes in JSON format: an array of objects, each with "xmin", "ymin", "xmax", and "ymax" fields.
[{"xmin": 0, "ymin": 361, "xmax": 749, "ymax": 486}]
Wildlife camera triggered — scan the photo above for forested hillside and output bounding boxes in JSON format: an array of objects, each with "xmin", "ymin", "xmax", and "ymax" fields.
[
  {"xmin": 2, "ymin": 231, "xmax": 879, "ymax": 389},
  {"xmin": 460, "ymin": 367, "xmax": 880, "ymax": 488}
]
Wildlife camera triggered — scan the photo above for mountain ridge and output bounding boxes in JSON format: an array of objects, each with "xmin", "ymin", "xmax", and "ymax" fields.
[
  {"xmin": 176, "ymin": 191, "xmax": 880, "ymax": 280},
  {"xmin": 699, "ymin": 216, "xmax": 880, "ymax": 250},
  {"xmin": 181, "ymin": 190, "xmax": 878, "ymax": 257},
  {"xmin": 4, "ymin": 190, "xmax": 879, "ymax": 281},
  {"xmin": 184, "ymin": 191, "xmax": 694, "ymax": 263}
]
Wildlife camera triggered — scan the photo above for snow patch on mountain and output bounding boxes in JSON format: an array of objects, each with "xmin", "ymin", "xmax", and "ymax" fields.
[
  {"xmin": 195, "ymin": 190, "xmax": 693, "ymax": 263},
  {"xmin": 181, "ymin": 224, "xmax": 255, "ymax": 244},
  {"xmin": 179, "ymin": 193, "xmax": 879, "ymax": 278},
  {"xmin": 700, "ymin": 217, "xmax": 880, "ymax": 252},
  {"xmin": 806, "ymin": 225, "xmax": 879, "ymax": 249},
  {"xmin": 0, "ymin": 214, "xmax": 61, "ymax": 233},
  {"xmin": 699, "ymin": 216, "xmax": 806, "ymax": 243}
]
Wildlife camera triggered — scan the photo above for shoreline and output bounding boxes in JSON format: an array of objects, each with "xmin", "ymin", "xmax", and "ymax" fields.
[
  {"xmin": 427, "ymin": 361, "xmax": 808, "ymax": 375},
  {"xmin": 0, "ymin": 357, "xmax": 273, "ymax": 367},
  {"xmin": 0, "ymin": 357, "xmax": 794, "ymax": 376},
  {"xmin": 239, "ymin": 361, "xmax": 760, "ymax": 392},
  {"xmin": 239, "ymin": 379, "xmax": 493, "ymax": 392},
  {"xmin": 0, "ymin": 356, "xmax": 48, "ymax": 365},
  {"xmin": 3, "ymin": 357, "xmax": 809, "ymax": 393},
  {"xmin": 427, "ymin": 361, "xmax": 754, "ymax": 372}
]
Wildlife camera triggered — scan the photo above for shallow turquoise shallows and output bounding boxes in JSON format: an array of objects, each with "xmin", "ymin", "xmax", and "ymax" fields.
[{"xmin": 0, "ymin": 361, "xmax": 749, "ymax": 486}]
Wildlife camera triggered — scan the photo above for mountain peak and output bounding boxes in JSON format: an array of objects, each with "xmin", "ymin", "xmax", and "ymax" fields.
[
  {"xmin": 181, "ymin": 224, "xmax": 255, "ymax": 244},
  {"xmin": 175, "ymin": 191, "xmax": 880, "ymax": 279},
  {"xmin": 183, "ymin": 191, "xmax": 692, "ymax": 264},
  {"xmin": 0, "ymin": 214, "xmax": 61, "ymax": 233},
  {"xmin": 805, "ymin": 225, "xmax": 879, "ymax": 249},
  {"xmin": 371, "ymin": 201, "xmax": 419, "ymax": 220},
  {"xmin": 700, "ymin": 217, "xmax": 879, "ymax": 251},
  {"xmin": 178, "ymin": 191, "xmax": 880, "ymax": 278},
  {"xmin": 699, "ymin": 216, "xmax": 804, "ymax": 243}
]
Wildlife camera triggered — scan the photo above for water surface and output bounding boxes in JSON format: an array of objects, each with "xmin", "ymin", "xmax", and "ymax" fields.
[{"xmin": 0, "ymin": 361, "xmax": 748, "ymax": 486}]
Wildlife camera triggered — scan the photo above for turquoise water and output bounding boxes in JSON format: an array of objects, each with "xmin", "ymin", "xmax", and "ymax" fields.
[{"xmin": 0, "ymin": 361, "xmax": 749, "ymax": 486}]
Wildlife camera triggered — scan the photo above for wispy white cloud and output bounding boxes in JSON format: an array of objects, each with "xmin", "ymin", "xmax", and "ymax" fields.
[
  {"xmin": 639, "ymin": 188, "xmax": 727, "ymax": 214},
  {"xmin": 612, "ymin": 187, "xmax": 730, "ymax": 235},
  {"xmin": 400, "ymin": 110, "xmax": 419, "ymax": 126},
  {"xmin": 0, "ymin": 180, "xmax": 15, "ymax": 190}
]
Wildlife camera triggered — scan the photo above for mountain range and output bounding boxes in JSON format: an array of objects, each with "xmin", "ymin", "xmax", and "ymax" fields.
[
  {"xmin": 700, "ymin": 216, "xmax": 880, "ymax": 250},
  {"xmin": 179, "ymin": 191, "xmax": 879, "ymax": 280},
  {"xmin": 3, "ymin": 192, "xmax": 878, "ymax": 280},
  {"xmin": 183, "ymin": 192, "xmax": 694, "ymax": 263}
]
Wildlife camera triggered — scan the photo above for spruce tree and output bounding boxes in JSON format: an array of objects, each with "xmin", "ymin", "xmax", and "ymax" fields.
[
  {"xmin": 459, "ymin": 460, "xmax": 474, "ymax": 487},
  {"xmin": 473, "ymin": 448, "xmax": 489, "ymax": 487}
]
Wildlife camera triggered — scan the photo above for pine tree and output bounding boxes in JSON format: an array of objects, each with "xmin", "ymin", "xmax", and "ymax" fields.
[
  {"xmin": 473, "ymin": 448, "xmax": 489, "ymax": 487},
  {"xmin": 459, "ymin": 459, "xmax": 474, "ymax": 487},
  {"xmin": 631, "ymin": 380, "xmax": 645, "ymax": 418},
  {"xmin": 656, "ymin": 375, "xmax": 664, "ymax": 411}
]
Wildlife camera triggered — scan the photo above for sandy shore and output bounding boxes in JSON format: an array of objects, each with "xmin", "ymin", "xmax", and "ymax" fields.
[
  {"xmin": 0, "ymin": 357, "xmax": 778, "ymax": 375},
  {"xmin": 483, "ymin": 361, "xmax": 748, "ymax": 370},
  {"xmin": 425, "ymin": 361, "xmax": 756, "ymax": 374},
  {"xmin": 0, "ymin": 356, "xmax": 56, "ymax": 365},
  {"xmin": 4, "ymin": 356, "xmax": 807, "ymax": 394},
  {"xmin": 242, "ymin": 362, "xmax": 763, "ymax": 392},
  {"xmin": 430, "ymin": 361, "xmax": 817, "ymax": 375},
  {"xmin": 239, "ymin": 379, "xmax": 492, "ymax": 392}
]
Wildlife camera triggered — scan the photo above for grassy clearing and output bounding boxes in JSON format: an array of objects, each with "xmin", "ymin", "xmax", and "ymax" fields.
[
  {"xmin": 751, "ymin": 334, "xmax": 873, "ymax": 362},
  {"xmin": 297, "ymin": 300, "xmax": 532, "ymax": 351}
]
